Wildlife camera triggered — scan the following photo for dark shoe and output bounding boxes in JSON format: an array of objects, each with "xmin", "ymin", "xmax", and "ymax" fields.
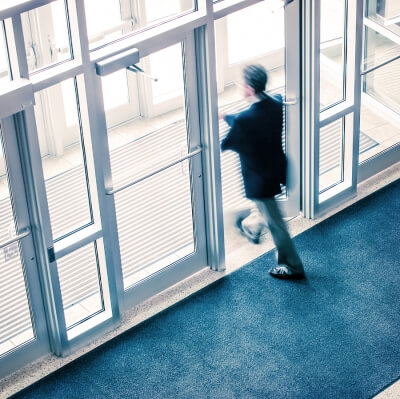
[
  {"xmin": 235, "ymin": 217, "xmax": 260, "ymax": 244},
  {"xmin": 269, "ymin": 266, "xmax": 305, "ymax": 280}
]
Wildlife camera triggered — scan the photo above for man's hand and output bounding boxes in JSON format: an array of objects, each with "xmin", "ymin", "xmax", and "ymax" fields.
[{"xmin": 218, "ymin": 111, "xmax": 226, "ymax": 120}]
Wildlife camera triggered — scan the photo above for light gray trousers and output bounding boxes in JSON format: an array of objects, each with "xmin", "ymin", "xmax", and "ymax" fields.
[{"xmin": 254, "ymin": 198, "xmax": 304, "ymax": 273}]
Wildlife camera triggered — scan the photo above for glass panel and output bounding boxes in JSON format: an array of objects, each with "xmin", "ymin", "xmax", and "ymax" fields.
[
  {"xmin": 0, "ymin": 126, "xmax": 35, "ymax": 356},
  {"xmin": 320, "ymin": 0, "xmax": 347, "ymax": 110},
  {"xmin": 362, "ymin": 27, "xmax": 400, "ymax": 114},
  {"xmin": 21, "ymin": 0, "xmax": 72, "ymax": 73},
  {"xmin": 102, "ymin": 70, "xmax": 130, "ymax": 111},
  {"xmin": 57, "ymin": 242, "xmax": 104, "ymax": 329},
  {"xmin": 34, "ymin": 78, "xmax": 93, "ymax": 240},
  {"xmin": 105, "ymin": 44, "xmax": 186, "ymax": 188},
  {"xmin": 319, "ymin": 119, "xmax": 344, "ymax": 192},
  {"xmin": 0, "ymin": 23, "xmax": 11, "ymax": 83},
  {"xmin": 84, "ymin": 0, "xmax": 195, "ymax": 50},
  {"xmin": 366, "ymin": 0, "xmax": 400, "ymax": 36},
  {"xmin": 115, "ymin": 162, "xmax": 194, "ymax": 288},
  {"xmin": 102, "ymin": 43, "xmax": 194, "ymax": 289},
  {"xmin": 214, "ymin": 2, "xmax": 286, "ymax": 250},
  {"xmin": 360, "ymin": 26, "xmax": 400, "ymax": 162}
]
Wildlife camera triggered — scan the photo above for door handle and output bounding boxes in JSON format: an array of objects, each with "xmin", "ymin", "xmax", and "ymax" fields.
[
  {"xmin": 0, "ymin": 227, "xmax": 31, "ymax": 249},
  {"xmin": 106, "ymin": 146, "xmax": 202, "ymax": 195},
  {"xmin": 283, "ymin": 97, "xmax": 298, "ymax": 106}
]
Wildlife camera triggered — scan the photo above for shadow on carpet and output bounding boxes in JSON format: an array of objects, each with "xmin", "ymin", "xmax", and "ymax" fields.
[{"xmin": 13, "ymin": 180, "xmax": 400, "ymax": 399}]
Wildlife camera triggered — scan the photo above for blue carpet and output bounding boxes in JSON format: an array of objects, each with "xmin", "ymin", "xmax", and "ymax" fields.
[{"xmin": 13, "ymin": 180, "xmax": 400, "ymax": 399}]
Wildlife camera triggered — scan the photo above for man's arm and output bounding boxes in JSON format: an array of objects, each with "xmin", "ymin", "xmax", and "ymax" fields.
[
  {"xmin": 221, "ymin": 115, "xmax": 243, "ymax": 152},
  {"xmin": 219, "ymin": 112, "xmax": 236, "ymax": 127}
]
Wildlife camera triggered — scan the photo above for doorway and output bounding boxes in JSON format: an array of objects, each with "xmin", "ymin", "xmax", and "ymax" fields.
[{"xmin": 213, "ymin": 1, "xmax": 301, "ymax": 251}]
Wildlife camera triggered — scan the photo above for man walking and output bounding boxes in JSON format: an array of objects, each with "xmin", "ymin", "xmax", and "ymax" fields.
[{"xmin": 220, "ymin": 64, "xmax": 304, "ymax": 280}]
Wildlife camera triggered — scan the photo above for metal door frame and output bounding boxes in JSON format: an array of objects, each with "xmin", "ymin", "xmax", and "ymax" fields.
[
  {"xmin": 94, "ymin": 31, "xmax": 209, "ymax": 310},
  {"xmin": 0, "ymin": 80, "xmax": 50, "ymax": 379}
]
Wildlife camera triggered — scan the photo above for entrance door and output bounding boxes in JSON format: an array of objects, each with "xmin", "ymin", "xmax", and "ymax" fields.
[
  {"xmin": 95, "ymin": 34, "xmax": 207, "ymax": 308},
  {"xmin": 0, "ymin": 82, "xmax": 49, "ymax": 378},
  {"xmin": 213, "ymin": 0, "xmax": 301, "ymax": 236},
  {"xmin": 303, "ymin": 0, "xmax": 364, "ymax": 218}
]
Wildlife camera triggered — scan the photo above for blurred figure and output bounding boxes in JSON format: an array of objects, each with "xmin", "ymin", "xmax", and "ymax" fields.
[
  {"xmin": 236, "ymin": 206, "xmax": 266, "ymax": 245},
  {"xmin": 220, "ymin": 64, "xmax": 304, "ymax": 280}
]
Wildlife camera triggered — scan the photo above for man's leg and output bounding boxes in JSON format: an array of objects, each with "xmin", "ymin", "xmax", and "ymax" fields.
[
  {"xmin": 237, "ymin": 206, "xmax": 266, "ymax": 244},
  {"xmin": 254, "ymin": 198, "xmax": 304, "ymax": 276}
]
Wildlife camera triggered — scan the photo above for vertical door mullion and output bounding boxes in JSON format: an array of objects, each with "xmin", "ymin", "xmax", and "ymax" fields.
[
  {"xmin": 281, "ymin": 0, "xmax": 301, "ymax": 216},
  {"xmin": 302, "ymin": 0, "xmax": 321, "ymax": 219},
  {"xmin": 194, "ymin": 0, "xmax": 226, "ymax": 272},
  {"xmin": 18, "ymin": 107, "xmax": 68, "ymax": 355},
  {"xmin": 83, "ymin": 69, "xmax": 124, "ymax": 315},
  {"xmin": 352, "ymin": 0, "xmax": 364, "ymax": 184},
  {"xmin": 73, "ymin": 0, "xmax": 123, "ymax": 320},
  {"xmin": 183, "ymin": 32, "xmax": 207, "ymax": 264}
]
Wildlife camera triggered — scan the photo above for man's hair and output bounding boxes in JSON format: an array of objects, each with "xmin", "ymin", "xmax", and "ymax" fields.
[{"xmin": 243, "ymin": 64, "xmax": 268, "ymax": 94}]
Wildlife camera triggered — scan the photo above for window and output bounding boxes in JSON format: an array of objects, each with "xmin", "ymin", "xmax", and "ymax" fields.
[
  {"xmin": 21, "ymin": 0, "xmax": 72, "ymax": 73},
  {"xmin": 320, "ymin": 0, "xmax": 347, "ymax": 110},
  {"xmin": 84, "ymin": 0, "xmax": 196, "ymax": 50}
]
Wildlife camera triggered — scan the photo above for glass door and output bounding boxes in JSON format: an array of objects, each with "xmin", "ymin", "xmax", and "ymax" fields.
[
  {"xmin": 95, "ymin": 34, "xmax": 207, "ymax": 308},
  {"xmin": 303, "ymin": 0, "xmax": 364, "ymax": 218},
  {"xmin": 359, "ymin": 0, "xmax": 400, "ymax": 180},
  {"xmin": 0, "ymin": 107, "xmax": 49, "ymax": 378},
  {"xmin": 213, "ymin": 0, "xmax": 301, "ymax": 246}
]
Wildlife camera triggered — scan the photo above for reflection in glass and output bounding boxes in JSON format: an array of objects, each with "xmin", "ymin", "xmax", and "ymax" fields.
[
  {"xmin": 366, "ymin": 0, "xmax": 400, "ymax": 36},
  {"xmin": 34, "ymin": 79, "xmax": 93, "ymax": 240},
  {"xmin": 214, "ymin": 2, "xmax": 286, "ymax": 252},
  {"xmin": 102, "ymin": 43, "xmax": 194, "ymax": 288},
  {"xmin": 0, "ymin": 126, "xmax": 35, "ymax": 357},
  {"xmin": 0, "ymin": 24, "xmax": 10, "ymax": 83},
  {"xmin": 320, "ymin": 0, "xmax": 347, "ymax": 110},
  {"xmin": 319, "ymin": 119, "xmax": 344, "ymax": 192},
  {"xmin": 57, "ymin": 242, "xmax": 104, "ymax": 329},
  {"xmin": 84, "ymin": 0, "xmax": 195, "ymax": 50},
  {"xmin": 22, "ymin": 0, "xmax": 72, "ymax": 73},
  {"xmin": 359, "ymin": 26, "xmax": 400, "ymax": 163},
  {"xmin": 363, "ymin": 27, "xmax": 400, "ymax": 115}
]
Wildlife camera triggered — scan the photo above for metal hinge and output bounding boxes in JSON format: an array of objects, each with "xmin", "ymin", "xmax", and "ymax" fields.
[{"xmin": 47, "ymin": 246, "xmax": 55, "ymax": 263}]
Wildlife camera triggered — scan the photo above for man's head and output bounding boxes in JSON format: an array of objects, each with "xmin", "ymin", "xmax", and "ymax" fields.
[{"xmin": 243, "ymin": 64, "xmax": 268, "ymax": 98}]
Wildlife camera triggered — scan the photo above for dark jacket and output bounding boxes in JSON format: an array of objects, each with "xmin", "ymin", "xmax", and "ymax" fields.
[{"xmin": 221, "ymin": 94, "xmax": 287, "ymax": 199}]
